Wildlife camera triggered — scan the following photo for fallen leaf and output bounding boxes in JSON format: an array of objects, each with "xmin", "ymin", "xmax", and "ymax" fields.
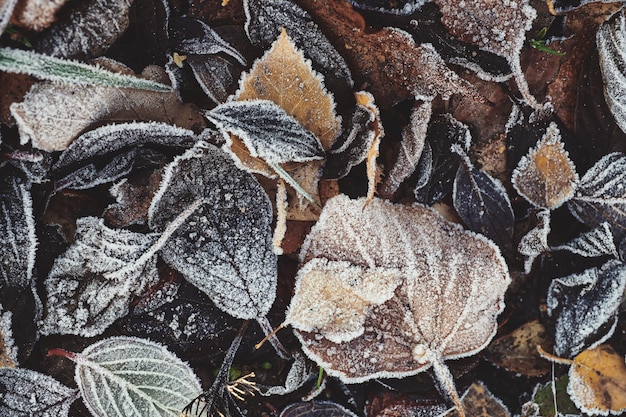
[
  {"xmin": 281, "ymin": 401, "xmax": 359, "ymax": 417},
  {"xmin": 149, "ymin": 142, "xmax": 278, "ymax": 320},
  {"xmin": 568, "ymin": 345, "xmax": 626, "ymax": 416},
  {"xmin": 287, "ymin": 195, "xmax": 510, "ymax": 415},
  {"xmin": 552, "ymin": 222, "xmax": 618, "ymax": 258},
  {"xmin": 10, "ymin": 63, "xmax": 204, "ymax": 151},
  {"xmin": 518, "ymin": 210, "xmax": 551, "ymax": 274},
  {"xmin": 568, "ymin": 152, "xmax": 626, "ymax": 237},
  {"xmin": 62, "ymin": 336, "xmax": 202, "ymax": 417},
  {"xmin": 547, "ymin": 259, "xmax": 626, "ymax": 358},
  {"xmin": 549, "ymin": 0, "xmax": 625, "ymax": 14},
  {"xmin": 486, "ymin": 320, "xmax": 553, "ymax": 377},
  {"xmin": 442, "ymin": 382, "xmax": 510, "ymax": 417},
  {"xmin": 0, "ymin": 305, "xmax": 17, "ymax": 367},
  {"xmin": 104, "ymin": 170, "xmax": 164, "ymax": 228},
  {"xmin": 34, "ymin": 0, "xmax": 133, "ymax": 59},
  {"xmin": 297, "ymin": 0, "xmax": 484, "ymax": 109},
  {"xmin": 0, "ymin": 0, "xmax": 18, "ymax": 34},
  {"xmin": 0, "ymin": 368, "xmax": 79, "ymax": 417},
  {"xmin": 528, "ymin": 375, "xmax": 580, "ymax": 417},
  {"xmin": 433, "ymin": 0, "xmax": 542, "ymax": 108},
  {"xmin": 380, "ymin": 100, "xmax": 431, "ymax": 198},
  {"xmin": 0, "ymin": 174, "xmax": 36, "ymax": 290},
  {"xmin": 453, "ymin": 147, "xmax": 514, "ymax": 256},
  {"xmin": 10, "ymin": 0, "xmax": 68, "ymax": 31},
  {"xmin": 512, "ymin": 122, "xmax": 579, "ymax": 209}
]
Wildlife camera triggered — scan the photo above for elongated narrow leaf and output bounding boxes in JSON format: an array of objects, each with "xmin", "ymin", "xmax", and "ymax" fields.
[
  {"xmin": 547, "ymin": 260, "xmax": 626, "ymax": 358},
  {"xmin": 0, "ymin": 368, "xmax": 79, "ymax": 417},
  {"xmin": 206, "ymin": 100, "xmax": 325, "ymax": 164},
  {"xmin": 149, "ymin": 142, "xmax": 277, "ymax": 319},
  {"xmin": 568, "ymin": 153, "xmax": 626, "ymax": 235},
  {"xmin": 453, "ymin": 150, "xmax": 514, "ymax": 255},
  {"xmin": 73, "ymin": 336, "xmax": 202, "ymax": 417},
  {"xmin": 0, "ymin": 174, "xmax": 37, "ymax": 290},
  {"xmin": 0, "ymin": 48, "xmax": 171, "ymax": 91},
  {"xmin": 41, "ymin": 217, "xmax": 160, "ymax": 337}
]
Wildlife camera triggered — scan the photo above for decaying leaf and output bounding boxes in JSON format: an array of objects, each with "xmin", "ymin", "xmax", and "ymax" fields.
[
  {"xmin": 549, "ymin": 0, "xmax": 625, "ymax": 14},
  {"xmin": 568, "ymin": 345, "xmax": 626, "ymax": 416},
  {"xmin": 10, "ymin": 63, "xmax": 203, "ymax": 152},
  {"xmin": 528, "ymin": 375, "xmax": 580, "ymax": 417},
  {"xmin": 0, "ymin": 368, "xmax": 79, "ymax": 417},
  {"xmin": 453, "ymin": 148, "xmax": 514, "ymax": 255},
  {"xmin": 244, "ymin": 0, "xmax": 354, "ymax": 97},
  {"xmin": 433, "ymin": 0, "xmax": 542, "ymax": 108},
  {"xmin": 512, "ymin": 122, "xmax": 579, "ymax": 209},
  {"xmin": 10, "ymin": 0, "xmax": 68, "ymax": 31},
  {"xmin": 149, "ymin": 142, "xmax": 277, "ymax": 320},
  {"xmin": 40, "ymin": 217, "xmax": 161, "ymax": 337},
  {"xmin": 597, "ymin": 7, "xmax": 626, "ymax": 136},
  {"xmin": 568, "ymin": 153, "xmax": 626, "ymax": 236},
  {"xmin": 518, "ymin": 210, "xmax": 551, "ymax": 274},
  {"xmin": 380, "ymin": 100, "xmax": 431, "ymax": 198},
  {"xmin": 287, "ymin": 195, "xmax": 510, "ymax": 415},
  {"xmin": 0, "ymin": 174, "xmax": 37, "ymax": 290},
  {"xmin": 34, "ymin": 0, "xmax": 133, "ymax": 60},
  {"xmin": 63, "ymin": 336, "xmax": 202, "ymax": 417},
  {"xmin": 547, "ymin": 259, "xmax": 626, "ymax": 358},
  {"xmin": 486, "ymin": 320, "xmax": 553, "ymax": 377},
  {"xmin": 442, "ymin": 382, "xmax": 510, "ymax": 417},
  {"xmin": 236, "ymin": 28, "xmax": 341, "ymax": 150}
]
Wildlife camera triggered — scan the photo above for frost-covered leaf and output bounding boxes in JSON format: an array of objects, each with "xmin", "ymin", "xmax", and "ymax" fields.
[
  {"xmin": 169, "ymin": 16, "xmax": 246, "ymax": 66},
  {"xmin": 568, "ymin": 153, "xmax": 626, "ymax": 235},
  {"xmin": 597, "ymin": 7, "xmax": 626, "ymax": 136},
  {"xmin": 258, "ymin": 353, "xmax": 312, "ymax": 396},
  {"xmin": 148, "ymin": 143, "xmax": 277, "ymax": 319},
  {"xmin": 414, "ymin": 114, "xmax": 471, "ymax": 205},
  {"xmin": 0, "ymin": 304, "xmax": 18, "ymax": 367},
  {"xmin": 280, "ymin": 401, "xmax": 359, "ymax": 417},
  {"xmin": 41, "ymin": 217, "xmax": 161, "ymax": 337},
  {"xmin": 551, "ymin": 0, "xmax": 625, "ymax": 13},
  {"xmin": 485, "ymin": 320, "xmax": 553, "ymax": 377},
  {"xmin": 70, "ymin": 336, "xmax": 202, "ymax": 417},
  {"xmin": 0, "ymin": 0, "xmax": 18, "ymax": 34},
  {"xmin": 552, "ymin": 222, "xmax": 618, "ymax": 258},
  {"xmin": 518, "ymin": 210, "xmax": 551, "ymax": 274},
  {"xmin": 568, "ymin": 345, "xmax": 626, "ymax": 416},
  {"xmin": 433, "ymin": 0, "xmax": 541, "ymax": 108},
  {"xmin": 0, "ymin": 174, "xmax": 37, "ymax": 290},
  {"xmin": 10, "ymin": 0, "xmax": 68, "ymax": 31},
  {"xmin": 10, "ymin": 62, "xmax": 203, "ymax": 151},
  {"xmin": 0, "ymin": 48, "xmax": 172, "ymax": 91},
  {"xmin": 453, "ymin": 149, "xmax": 514, "ymax": 255},
  {"xmin": 324, "ymin": 91, "xmax": 382, "ymax": 181},
  {"xmin": 442, "ymin": 382, "xmax": 510, "ymax": 417},
  {"xmin": 380, "ymin": 101, "xmax": 431, "ymax": 198},
  {"xmin": 345, "ymin": 0, "xmax": 427, "ymax": 14},
  {"xmin": 529, "ymin": 375, "xmax": 580, "ymax": 417},
  {"xmin": 288, "ymin": 195, "xmax": 510, "ymax": 393},
  {"xmin": 185, "ymin": 54, "xmax": 238, "ymax": 105},
  {"xmin": 0, "ymin": 368, "xmax": 79, "ymax": 417},
  {"xmin": 244, "ymin": 0, "xmax": 353, "ymax": 96},
  {"xmin": 34, "ymin": 0, "xmax": 133, "ymax": 60},
  {"xmin": 547, "ymin": 260, "xmax": 626, "ymax": 358},
  {"xmin": 207, "ymin": 100, "xmax": 324, "ymax": 165},
  {"xmin": 512, "ymin": 122, "xmax": 579, "ymax": 209},
  {"xmin": 236, "ymin": 28, "xmax": 341, "ymax": 151}
]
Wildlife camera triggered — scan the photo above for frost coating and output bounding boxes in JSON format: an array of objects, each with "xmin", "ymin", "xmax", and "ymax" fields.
[
  {"xmin": 0, "ymin": 368, "xmax": 79, "ymax": 417},
  {"xmin": 0, "ymin": 307, "xmax": 17, "ymax": 366},
  {"xmin": 74, "ymin": 336, "xmax": 202, "ymax": 417},
  {"xmin": 547, "ymin": 260, "xmax": 626, "ymax": 358},
  {"xmin": 206, "ymin": 100, "xmax": 325, "ymax": 165},
  {"xmin": 518, "ymin": 210, "xmax": 551, "ymax": 274},
  {"xmin": 292, "ymin": 195, "xmax": 511, "ymax": 383},
  {"xmin": 41, "ymin": 217, "xmax": 160, "ymax": 337},
  {"xmin": 149, "ymin": 142, "xmax": 277, "ymax": 319},
  {"xmin": 568, "ymin": 152, "xmax": 626, "ymax": 233},
  {"xmin": 0, "ymin": 175, "xmax": 37, "ymax": 290},
  {"xmin": 552, "ymin": 222, "xmax": 618, "ymax": 258},
  {"xmin": 512, "ymin": 122, "xmax": 579, "ymax": 209},
  {"xmin": 598, "ymin": 8, "xmax": 626, "ymax": 136}
]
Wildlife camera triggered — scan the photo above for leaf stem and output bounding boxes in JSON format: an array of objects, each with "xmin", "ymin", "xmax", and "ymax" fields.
[
  {"xmin": 269, "ymin": 162, "xmax": 321, "ymax": 209},
  {"xmin": 431, "ymin": 356, "xmax": 465, "ymax": 417},
  {"xmin": 256, "ymin": 316, "xmax": 291, "ymax": 360},
  {"xmin": 46, "ymin": 348, "xmax": 78, "ymax": 361},
  {"xmin": 537, "ymin": 345, "xmax": 574, "ymax": 365}
]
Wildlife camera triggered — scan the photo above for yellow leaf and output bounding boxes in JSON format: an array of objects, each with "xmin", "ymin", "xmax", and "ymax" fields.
[
  {"xmin": 236, "ymin": 28, "xmax": 340, "ymax": 150},
  {"xmin": 569, "ymin": 345, "xmax": 626, "ymax": 415}
]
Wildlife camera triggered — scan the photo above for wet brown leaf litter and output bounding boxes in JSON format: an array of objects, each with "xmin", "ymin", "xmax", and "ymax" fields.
[{"xmin": 1, "ymin": 0, "xmax": 626, "ymax": 416}]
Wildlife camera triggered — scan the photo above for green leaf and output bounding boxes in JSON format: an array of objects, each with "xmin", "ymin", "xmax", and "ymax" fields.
[{"xmin": 0, "ymin": 48, "xmax": 171, "ymax": 91}]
